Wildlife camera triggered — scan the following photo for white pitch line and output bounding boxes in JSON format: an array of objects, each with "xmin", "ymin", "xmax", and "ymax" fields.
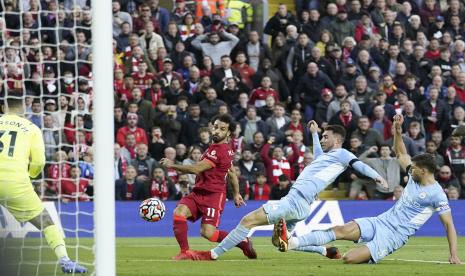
[{"xmin": 384, "ymin": 258, "xmax": 459, "ymax": 264}]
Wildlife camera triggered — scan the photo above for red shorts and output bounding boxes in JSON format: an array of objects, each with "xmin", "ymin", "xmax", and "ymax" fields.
[{"xmin": 178, "ymin": 190, "xmax": 226, "ymax": 227}]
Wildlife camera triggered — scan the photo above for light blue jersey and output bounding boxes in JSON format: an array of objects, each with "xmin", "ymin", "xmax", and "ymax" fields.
[
  {"xmin": 355, "ymin": 167, "xmax": 450, "ymax": 262},
  {"xmin": 378, "ymin": 170, "xmax": 450, "ymax": 239},
  {"xmin": 292, "ymin": 133, "xmax": 381, "ymax": 204},
  {"xmin": 263, "ymin": 133, "xmax": 381, "ymax": 228}
]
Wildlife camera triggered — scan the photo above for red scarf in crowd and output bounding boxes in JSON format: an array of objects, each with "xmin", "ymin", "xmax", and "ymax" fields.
[
  {"xmin": 271, "ymin": 158, "xmax": 291, "ymax": 184},
  {"xmin": 339, "ymin": 112, "xmax": 353, "ymax": 128},
  {"xmin": 150, "ymin": 180, "xmax": 169, "ymax": 200}
]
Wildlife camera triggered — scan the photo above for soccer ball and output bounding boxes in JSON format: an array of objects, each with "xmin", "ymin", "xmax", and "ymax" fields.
[{"xmin": 139, "ymin": 198, "xmax": 166, "ymax": 222}]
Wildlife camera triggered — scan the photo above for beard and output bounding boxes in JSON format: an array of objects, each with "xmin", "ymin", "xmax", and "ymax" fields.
[{"xmin": 212, "ymin": 134, "xmax": 225, "ymax": 143}]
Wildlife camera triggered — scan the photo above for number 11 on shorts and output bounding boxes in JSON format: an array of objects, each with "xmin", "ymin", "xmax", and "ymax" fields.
[{"xmin": 206, "ymin": 208, "xmax": 216, "ymax": 218}]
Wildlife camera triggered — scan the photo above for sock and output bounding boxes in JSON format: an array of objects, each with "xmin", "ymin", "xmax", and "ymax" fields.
[
  {"xmin": 173, "ymin": 215, "xmax": 189, "ymax": 252},
  {"xmin": 210, "ymin": 230, "xmax": 248, "ymax": 251},
  {"xmin": 292, "ymin": 246, "xmax": 327, "ymax": 256},
  {"xmin": 211, "ymin": 224, "xmax": 250, "ymax": 259},
  {"xmin": 43, "ymin": 225, "xmax": 68, "ymax": 260},
  {"xmin": 297, "ymin": 229, "xmax": 336, "ymax": 247}
]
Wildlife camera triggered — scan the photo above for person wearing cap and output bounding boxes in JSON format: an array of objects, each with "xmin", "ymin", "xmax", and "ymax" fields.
[
  {"xmin": 340, "ymin": 60, "xmax": 360, "ymax": 92},
  {"xmin": 157, "ymin": 57, "xmax": 184, "ymax": 87},
  {"xmin": 116, "ymin": 112, "xmax": 148, "ymax": 147},
  {"xmin": 329, "ymin": 6, "xmax": 355, "ymax": 46},
  {"xmin": 325, "ymin": 44, "xmax": 344, "ymax": 82}
]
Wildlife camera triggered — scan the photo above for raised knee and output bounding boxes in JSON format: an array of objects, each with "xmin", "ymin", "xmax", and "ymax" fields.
[
  {"xmin": 200, "ymin": 228, "xmax": 215, "ymax": 239},
  {"xmin": 173, "ymin": 206, "xmax": 188, "ymax": 217}
]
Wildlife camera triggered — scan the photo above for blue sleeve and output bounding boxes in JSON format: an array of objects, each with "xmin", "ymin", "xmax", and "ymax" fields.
[
  {"xmin": 352, "ymin": 161, "xmax": 382, "ymax": 180},
  {"xmin": 312, "ymin": 132, "xmax": 323, "ymax": 159},
  {"xmin": 431, "ymin": 189, "xmax": 451, "ymax": 215},
  {"xmin": 338, "ymin": 150, "xmax": 381, "ymax": 180}
]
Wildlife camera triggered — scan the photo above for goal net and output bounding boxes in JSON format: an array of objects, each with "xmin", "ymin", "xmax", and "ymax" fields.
[{"xmin": 0, "ymin": 1, "xmax": 98, "ymax": 275}]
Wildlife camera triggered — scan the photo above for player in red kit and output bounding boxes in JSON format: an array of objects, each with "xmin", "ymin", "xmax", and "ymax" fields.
[{"xmin": 160, "ymin": 114, "xmax": 257, "ymax": 260}]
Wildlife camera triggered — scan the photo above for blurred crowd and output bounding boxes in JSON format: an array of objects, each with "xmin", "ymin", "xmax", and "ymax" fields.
[{"xmin": 1, "ymin": 0, "xmax": 465, "ymax": 202}]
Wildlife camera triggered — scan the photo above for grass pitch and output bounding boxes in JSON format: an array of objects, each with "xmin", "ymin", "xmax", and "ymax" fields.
[{"xmin": 2, "ymin": 237, "xmax": 464, "ymax": 275}]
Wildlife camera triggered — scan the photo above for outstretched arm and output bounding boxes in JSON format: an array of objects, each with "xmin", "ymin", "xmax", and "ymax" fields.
[
  {"xmin": 160, "ymin": 158, "xmax": 213, "ymax": 174},
  {"xmin": 439, "ymin": 212, "xmax": 461, "ymax": 264},
  {"xmin": 307, "ymin": 120, "xmax": 323, "ymax": 159},
  {"xmin": 351, "ymin": 160, "xmax": 388, "ymax": 189},
  {"xmin": 393, "ymin": 114, "xmax": 411, "ymax": 171}
]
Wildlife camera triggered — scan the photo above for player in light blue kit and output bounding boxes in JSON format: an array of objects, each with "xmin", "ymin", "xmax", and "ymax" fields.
[
  {"xmin": 281, "ymin": 114, "xmax": 461, "ymax": 265},
  {"xmin": 190, "ymin": 121, "xmax": 388, "ymax": 260}
]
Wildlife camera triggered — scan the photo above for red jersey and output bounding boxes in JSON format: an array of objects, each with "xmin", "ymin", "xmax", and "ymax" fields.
[
  {"xmin": 132, "ymin": 72, "xmax": 154, "ymax": 91},
  {"xmin": 249, "ymin": 87, "xmax": 279, "ymax": 107},
  {"xmin": 193, "ymin": 143, "xmax": 234, "ymax": 193},
  {"xmin": 61, "ymin": 178, "xmax": 90, "ymax": 201},
  {"xmin": 116, "ymin": 126, "xmax": 148, "ymax": 146}
]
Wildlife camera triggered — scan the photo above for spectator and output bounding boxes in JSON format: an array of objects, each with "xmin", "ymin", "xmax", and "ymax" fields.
[
  {"xmin": 112, "ymin": 0, "xmax": 133, "ymax": 37},
  {"xmin": 329, "ymin": 100, "xmax": 360, "ymax": 146},
  {"xmin": 116, "ymin": 113, "xmax": 148, "ymax": 146},
  {"xmin": 163, "ymin": 147, "xmax": 179, "ymax": 183},
  {"xmin": 251, "ymin": 173, "xmax": 270, "ymax": 200},
  {"xmin": 172, "ymin": 173, "xmax": 192, "ymax": 200},
  {"xmin": 371, "ymin": 105, "xmax": 393, "ymax": 141},
  {"xmin": 148, "ymin": 126, "xmax": 167, "ymax": 161},
  {"xmin": 149, "ymin": 166, "xmax": 176, "ymax": 200},
  {"xmin": 115, "ymin": 165, "xmax": 146, "ymax": 200},
  {"xmin": 60, "ymin": 166, "xmax": 90, "ymax": 202},
  {"xmin": 326, "ymin": 84, "xmax": 362, "ymax": 121},
  {"xmin": 114, "ymin": 143, "xmax": 129, "ymax": 181},
  {"xmin": 270, "ymin": 174, "xmax": 291, "ymax": 200},
  {"xmin": 295, "ymin": 62, "xmax": 335, "ymax": 121},
  {"xmin": 447, "ymin": 186, "xmax": 460, "ymax": 200},
  {"xmin": 240, "ymin": 106, "xmax": 268, "ymax": 144},
  {"xmin": 226, "ymin": 164, "xmax": 251, "ymax": 201},
  {"xmin": 445, "ymin": 134, "xmax": 465, "ymax": 177},
  {"xmin": 437, "ymin": 165, "xmax": 461, "ymax": 191},
  {"xmin": 131, "ymin": 143, "xmax": 158, "ymax": 185},
  {"xmin": 352, "ymin": 116, "xmax": 384, "ymax": 147},
  {"xmin": 286, "ymin": 33, "xmax": 314, "ymax": 82},
  {"xmin": 425, "ymin": 140, "xmax": 445, "ymax": 169},
  {"xmin": 192, "ymin": 30, "xmax": 239, "ymax": 66},
  {"xmin": 359, "ymin": 145, "xmax": 401, "ymax": 199},
  {"xmin": 266, "ymin": 103, "xmax": 290, "ymax": 141},
  {"xmin": 260, "ymin": 136, "xmax": 298, "ymax": 185},
  {"xmin": 238, "ymin": 147, "xmax": 265, "ymax": 185},
  {"xmin": 330, "ymin": 7, "xmax": 355, "ymax": 46},
  {"xmin": 198, "ymin": 87, "xmax": 227, "ymax": 120},
  {"xmin": 182, "ymin": 146, "xmax": 203, "ymax": 185},
  {"xmin": 388, "ymin": 185, "xmax": 404, "ymax": 201},
  {"xmin": 43, "ymin": 114, "xmax": 61, "ymax": 161},
  {"xmin": 180, "ymin": 104, "xmax": 208, "ymax": 147},
  {"xmin": 419, "ymin": 87, "xmax": 449, "ymax": 134},
  {"xmin": 264, "ymin": 3, "xmax": 298, "ymax": 44}
]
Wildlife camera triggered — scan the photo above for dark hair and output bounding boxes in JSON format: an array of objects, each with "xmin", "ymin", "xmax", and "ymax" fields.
[
  {"xmin": 5, "ymin": 97, "xmax": 24, "ymax": 109},
  {"xmin": 324, "ymin": 125, "xmax": 346, "ymax": 141},
  {"xmin": 411, "ymin": 153, "xmax": 437, "ymax": 173},
  {"xmin": 211, "ymin": 114, "xmax": 236, "ymax": 133},
  {"xmin": 379, "ymin": 144, "xmax": 391, "ymax": 150}
]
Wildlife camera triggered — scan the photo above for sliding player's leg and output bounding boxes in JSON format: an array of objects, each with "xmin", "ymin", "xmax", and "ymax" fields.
[
  {"xmin": 28, "ymin": 209, "xmax": 87, "ymax": 273},
  {"xmin": 191, "ymin": 206, "xmax": 268, "ymax": 260},
  {"xmin": 342, "ymin": 246, "xmax": 372, "ymax": 264},
  {"xmin": 200, "ymin": 223, "xmax": 257, "ymax": 259},
  {"xmin": 172, "ymin": 202, "xmax": 194, "ymax": 260},
  {"xmin": 287, "ymin": 221, "xmax": 362, "ymax": 252}
]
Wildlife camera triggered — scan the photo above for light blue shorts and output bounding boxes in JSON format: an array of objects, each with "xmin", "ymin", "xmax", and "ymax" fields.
[
  {"xmin": 262, "ymin": 189, "xmax": 312, "ymax": 231},
  {"xmin": 354, "ymin": 217, "xmax": 407, "ymax": 263}
]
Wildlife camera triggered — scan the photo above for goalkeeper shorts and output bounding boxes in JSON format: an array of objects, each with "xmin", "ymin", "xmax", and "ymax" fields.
[{"xmin": 0, "ymin": 181, "xmax": 44, "ymax": 222}]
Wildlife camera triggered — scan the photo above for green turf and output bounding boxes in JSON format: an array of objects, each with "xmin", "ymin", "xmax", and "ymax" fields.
[{"xmin": 2, "ymin": 237, "xmax": 464, "ymax": 275}]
